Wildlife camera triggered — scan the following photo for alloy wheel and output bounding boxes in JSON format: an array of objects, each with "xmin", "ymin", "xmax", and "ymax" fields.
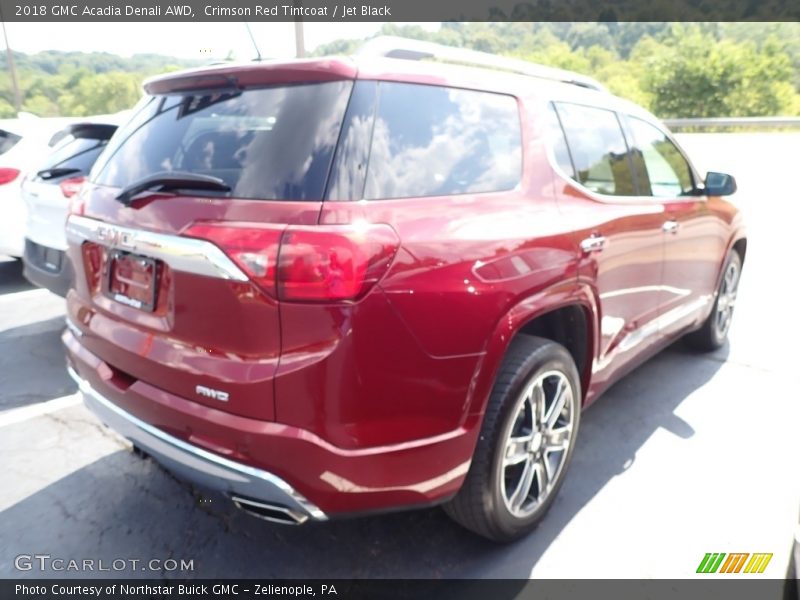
[
  {"xmin": 715, "ymin": 260, "xmax": 740, "ymax": 338},
  {"xmin": 500, "ymin": 370, "xmax": 575, "ymax": 518}
]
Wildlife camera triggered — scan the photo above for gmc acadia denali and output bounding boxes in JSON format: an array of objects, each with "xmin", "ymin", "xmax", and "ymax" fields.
[{"xmin": 63, "ymin": 38, "xmax": 745, "ymax": 541}]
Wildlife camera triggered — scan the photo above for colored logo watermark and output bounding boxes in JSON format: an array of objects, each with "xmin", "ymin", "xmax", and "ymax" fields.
[{"xmin": 696, "ymin": 552, "xmax": 772, "ymax": 574}]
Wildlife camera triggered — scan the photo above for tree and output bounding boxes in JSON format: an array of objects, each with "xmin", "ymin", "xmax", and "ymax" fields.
[{"xmin": 640, "ymin": 29, "xmax": 798, "ymax": 117}]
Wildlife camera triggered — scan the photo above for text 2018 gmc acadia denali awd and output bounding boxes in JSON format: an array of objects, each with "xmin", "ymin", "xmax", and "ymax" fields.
[{"xmin": 63, "ymin": 38, "xmax": 745, "ymax": 542}]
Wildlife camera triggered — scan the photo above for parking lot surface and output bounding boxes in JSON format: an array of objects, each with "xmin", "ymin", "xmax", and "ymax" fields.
[{"xmin": 1, "ymin": 133, "xmax": 798, "ymax": 579}]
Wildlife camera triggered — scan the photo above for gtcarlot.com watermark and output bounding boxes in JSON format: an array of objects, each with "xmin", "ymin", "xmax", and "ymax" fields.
[{"xmin": 14, "ymin": 553, "xmax": 194, "ymax": 573}]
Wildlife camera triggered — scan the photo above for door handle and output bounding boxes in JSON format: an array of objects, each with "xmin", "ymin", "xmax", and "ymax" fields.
[
  {"xmin": 580, "ymin": 234, "xmax": 606, "ymax": 254},
  {"xmin": 662, "ymin": 220, "xmax": 679, "ymax": 234}
]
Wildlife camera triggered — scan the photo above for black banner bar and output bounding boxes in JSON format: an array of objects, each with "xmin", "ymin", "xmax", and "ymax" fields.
[
  {"xmin": 0, "ymin": 0, "xmax": 798, "ymax": 22},
  {"xmin": 0, "ymin": 579, "xmax": 793, "ymax": 600}
]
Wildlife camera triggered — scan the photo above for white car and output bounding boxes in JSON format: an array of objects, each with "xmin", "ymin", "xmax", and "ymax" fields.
[
  {"xmin": 0, "ymin": 116, "xmax": 78, "ymax": 258},
  {"xmin": 22, "ymin": 117, "xmax": 122, "ymax": 296}
]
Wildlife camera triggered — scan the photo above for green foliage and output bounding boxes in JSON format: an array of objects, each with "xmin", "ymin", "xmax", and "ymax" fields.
[
  {"xmin": 641, "ymin": 28, "xmax": 797, "ymax": 117},
  {"xmin": 0, "ymin": 52, "xmax": 200, "ymax": 118},
  {"xmin": 3, "ymin": 25, "xmax": 799, "ymax": 119},
  {"xmin": 313, "ymin": 22, "xmax": 800, "ymax": 118},
  {"xmin": 58, "ymin": 72, "xmax": 142, "ymax": 116}
]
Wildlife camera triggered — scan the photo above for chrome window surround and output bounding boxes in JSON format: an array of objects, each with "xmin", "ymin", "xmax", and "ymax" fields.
[{"xmin": 66, "ymin": 215, "xmax": 248, "ymax": 282}]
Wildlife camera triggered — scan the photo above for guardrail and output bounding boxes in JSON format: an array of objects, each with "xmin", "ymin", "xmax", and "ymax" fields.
[{"xmin": 664, "ymin": 117, "xmax": 800, "ymax": 130}]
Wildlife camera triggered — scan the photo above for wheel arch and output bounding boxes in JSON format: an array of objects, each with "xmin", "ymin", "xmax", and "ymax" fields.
[
  {"xmin": 465, "ymin": 281, "xmax": 598, "ymax": 420},
  {"xmin": 731, "ymin": 236, "xmax": 747, "ymax": 265}
]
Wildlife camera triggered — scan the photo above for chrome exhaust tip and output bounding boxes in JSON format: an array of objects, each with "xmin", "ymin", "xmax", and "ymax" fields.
[{"xmin": 231, "ymin": 496, "xmax": 309, "ymax": 525}]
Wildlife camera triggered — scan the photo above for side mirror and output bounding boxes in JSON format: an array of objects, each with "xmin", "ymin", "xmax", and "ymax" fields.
[{"xmin": 704, "ymin": 172, "xmax": 737, "ymax": 196}]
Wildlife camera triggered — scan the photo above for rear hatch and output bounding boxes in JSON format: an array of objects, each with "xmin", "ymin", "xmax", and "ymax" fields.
[
  {"xmin": 25, "ymin": 122, "xmax": 117, "ymax": 251},
  {"xmin": 67, "ymin": 62, "xmax": 357, "ymax": 421}
]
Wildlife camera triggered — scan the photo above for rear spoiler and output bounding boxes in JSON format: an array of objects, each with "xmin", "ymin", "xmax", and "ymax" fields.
[{"xmin": 49, "ymin": 122, "xmax": 118, "ymax": 147}]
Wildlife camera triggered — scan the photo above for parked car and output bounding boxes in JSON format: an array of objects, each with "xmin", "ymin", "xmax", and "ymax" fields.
[
  {"xmin": 62, "ymin": 38, "xmax": 746, "ymax": 542},
  {"xmin": 0, "ymin": 116, "xmax": 76, "ymax": 259},
  {"xmin": 23, "ymin": 118, "xmax": 122, "ymax": 296}
]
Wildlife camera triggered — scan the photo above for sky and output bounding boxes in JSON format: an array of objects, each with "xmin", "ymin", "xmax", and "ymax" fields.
[{"xmin": 2, "ymin": 22, "xmax": 441, "ymax": 60}]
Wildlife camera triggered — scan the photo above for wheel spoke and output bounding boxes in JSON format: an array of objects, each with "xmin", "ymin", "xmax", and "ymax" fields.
[
  {"xmin": 728, "ymin": 290, "xmax": 737, "ymax": 307},
  {"xmin": 533, "ymin": 456, "xmax": 550, "ymax": 497},
  {"xmin": 509, "ymin": 457, "xmax": 535, "ymax": 511},
  {"xmin": 504, "ymin": 436, "xmax": 531, "ymax": 467},
  {"xmin": 544, "ymin": 378, "xmax": 568, "ymax": 429},
  {"xmin": 726, "ymin": 266, "xmax": 738, "ymax": 290},
  {"xmin": 544, "ymin": 426, "xmax": 570, "ymax": 452},
  {"xmin": 530, "ymin": 382, "xmax": 545, "ymax": 430}
]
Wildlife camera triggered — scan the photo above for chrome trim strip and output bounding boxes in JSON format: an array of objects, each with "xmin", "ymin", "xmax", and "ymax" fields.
[
  {"xmin": 231, "ymin": 496, "xmax": 307, "ymax": 525},
  {"xmin": 66, "ymin": 365, "xmax": 327, "ymax": 522},
  {"xmin": 64, "ymin": 316, "xmax": 83, "ymax": 338},
  {"xmin": 66, "ymin": 215, "xmax": 248, "ymax": 282}
]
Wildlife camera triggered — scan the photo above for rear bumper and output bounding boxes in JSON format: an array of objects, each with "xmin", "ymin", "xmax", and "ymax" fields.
[
  {"xmin": 23, "ymin": 239, "xmax": 73, "ymax": 297},
  {"xmin": 63, "ymin": 326, "xmax": 478, "ymax": 516},
  {"xmin": 67, "ymin": 364, "xmax": 326, "ymax": 524}
]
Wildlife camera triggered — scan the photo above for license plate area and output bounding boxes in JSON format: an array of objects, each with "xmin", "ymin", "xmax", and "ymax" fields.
[{"xmin": 105, "ymin": 250, "xmax": 158, "ymax": 312}]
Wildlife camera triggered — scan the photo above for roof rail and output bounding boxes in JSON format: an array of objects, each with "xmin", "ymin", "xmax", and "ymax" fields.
[{"xmin": 355, "ymin": 36, "xmax": 607, "ymax": 93}]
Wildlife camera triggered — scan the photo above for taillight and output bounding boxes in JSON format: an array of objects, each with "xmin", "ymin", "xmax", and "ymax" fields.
[
  {"xmin": 185, "ymin": 222, "xmax": 400, "ymax": 302},
  {"xmin": 60, "ymin": 175, "xmax": 86, "ymax": 198},
  {"xmin": 277, "ymin": 225, "xmax": 399, "ymax": 301},
  {"xmin": 185, "ymin": 223, "xmax": 283, "ymax": 297},
  {"xmin": 0, "ymin": 168, "xmax": 20, "ymax": 185},
  {"xmin": 67, "ymin": 187, "xmax": 87, "ymax": 217}
]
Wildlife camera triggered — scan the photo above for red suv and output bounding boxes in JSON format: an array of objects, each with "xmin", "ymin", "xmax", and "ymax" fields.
[{"xmin": 63, "ymin": 38, "xmax": 745, "ymax": 542}]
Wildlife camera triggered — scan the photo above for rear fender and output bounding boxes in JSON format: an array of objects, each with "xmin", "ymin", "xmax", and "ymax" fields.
[{"xmin": 463, "ymin": 280, "xmax": 598, "ymax": 421}]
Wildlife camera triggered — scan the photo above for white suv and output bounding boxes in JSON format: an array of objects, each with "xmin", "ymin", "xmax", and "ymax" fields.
[
  {"xmin": 0, "ymin": 116, "xmax": 74, "ymax": 258},
  {"xmin": 22, "ymin": 118, "xmax": 121, "ymax": 296}
]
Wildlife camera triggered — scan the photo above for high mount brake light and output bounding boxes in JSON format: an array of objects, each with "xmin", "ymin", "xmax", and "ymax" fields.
[
  {"xmin": 185, "ymin": 222, "xmax": 400, "ymax": 302},
  {"xmin": 144, "ymin": 74, "xmax": 239, "ymax": 95}
]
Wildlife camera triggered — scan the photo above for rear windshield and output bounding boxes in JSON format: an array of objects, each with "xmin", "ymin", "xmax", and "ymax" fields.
[
  {"xmin": 0, "ymin": 130, "xmax": 22, "ymax": 156},
  {"xmin": 92, "ymin": 81, "xmax": 354, "ymax": 201},
  {"xmin": 34, "ymin": 132, "xmax": 114, "ymax": 180}
]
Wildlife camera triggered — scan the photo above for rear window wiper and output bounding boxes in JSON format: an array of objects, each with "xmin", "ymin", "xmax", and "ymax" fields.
[
  {"xmin": 116, "ymin": 171, "xmax": 231, "ymax": 205},
  {"xmin": 37, "ymin": 167, "xmax": 82, "ymax": 180}
]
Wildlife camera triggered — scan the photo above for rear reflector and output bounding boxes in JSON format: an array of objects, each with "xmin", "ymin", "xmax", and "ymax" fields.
[
  {"xmin": 185, "ymin": 222, "xmax": 399, "ymax": 302},
  {"xmin": 0, "ymin": 168, "xmax": 20, "ymax": 185}
]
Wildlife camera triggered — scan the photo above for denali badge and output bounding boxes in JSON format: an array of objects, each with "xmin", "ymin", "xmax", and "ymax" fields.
[{"xmin": 195, "ymin": 385, "xmax": 230, "ymax": 402}]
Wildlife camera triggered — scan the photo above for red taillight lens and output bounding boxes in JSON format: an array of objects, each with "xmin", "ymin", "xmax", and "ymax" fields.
[
  {"xmin": 185, "ymin": 223, "xmax": 283, "ymax": 297},
  {"xmin": 60, "ymin": 175, "xmax": 86, "ymax": 198},
  {"xmin": 186, "ymin": 222, "xmax": 399, "ymax": 302},
  {"xmin": 0, "ymin": 168, "xmax": 20, "ymax": 185},
  {"xmin": 67, "ymin": 185, "xmax": 88, "ymax": 217},
  {"xmin": 277, "ymin": 225, "xmax": 399, "ymax": 302}
]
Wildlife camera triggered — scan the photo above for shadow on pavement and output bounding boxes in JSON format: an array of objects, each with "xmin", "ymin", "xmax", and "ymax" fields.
[
  {"xmin": 0, "ymin": 343, "xmax": 725, "ymax": 579},
  {"xmin": 0, "ymin": 316, "xmax": 76, "ymax": 411},
  {"xmin": 0, "ymin": 259, "xmax": 35, "ymax": 296}
]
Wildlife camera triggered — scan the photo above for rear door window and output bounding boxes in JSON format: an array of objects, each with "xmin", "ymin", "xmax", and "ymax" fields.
[
  {"xmin": 332, "ymin": 82, "xmax": 521, "ymax": 201},
  {"xmin": 93, "ymin": 81, "xmax": 353, "ymax": 201},
  {"xmin": 627, "ymin": 117, "xmax": 694, "ymax": 197},
  {"xmin": 554, "ymin": 102, "xmax": 638, "ymax": 197}
]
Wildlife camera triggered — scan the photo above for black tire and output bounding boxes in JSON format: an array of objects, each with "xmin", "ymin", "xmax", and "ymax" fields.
[
  {"xmin": 684, "ymin": 251, "xmax": 742, "ymax": 352},
  {"xmin": 444, "ymin": 335, "xmax": 581, "ymax": 542}
]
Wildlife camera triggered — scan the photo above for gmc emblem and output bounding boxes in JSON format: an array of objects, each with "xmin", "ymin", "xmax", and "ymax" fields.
[{"xmin": 96, "ymin": 226, "xmax": 133, "ymax": 248}]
